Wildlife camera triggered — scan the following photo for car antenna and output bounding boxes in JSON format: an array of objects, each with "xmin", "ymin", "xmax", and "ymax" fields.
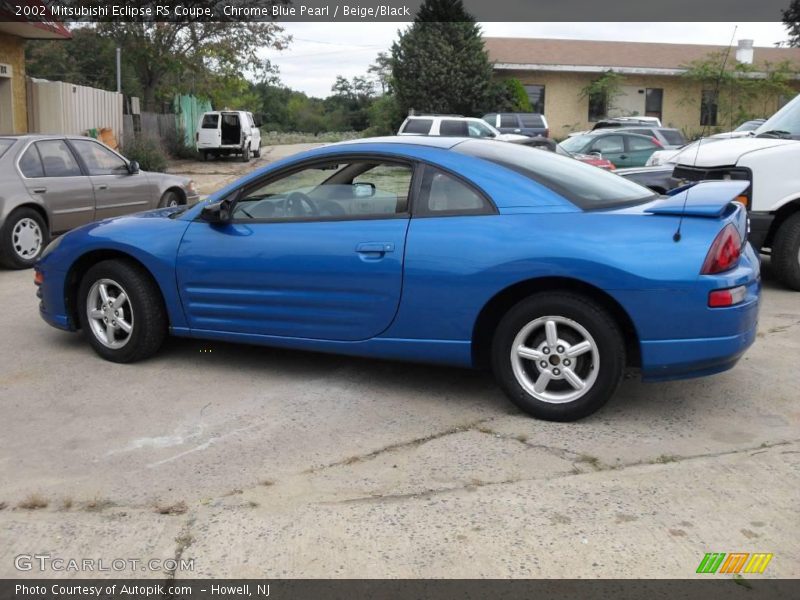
[{"xmin": 673, "ymin": 25, "xmax": 738, "ymax": 243}]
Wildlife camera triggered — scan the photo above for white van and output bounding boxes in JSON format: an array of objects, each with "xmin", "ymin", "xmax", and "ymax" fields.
[{"xmin": 196, "ymin": 110, "xmax": 261, "ymax": 162}]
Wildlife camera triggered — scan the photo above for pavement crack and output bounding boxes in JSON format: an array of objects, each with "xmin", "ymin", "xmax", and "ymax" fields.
[
  {"xmin": 165, "ymin": 514, "xmax": 195, "ymax": 581},
  {"xmin": 302, "ymin": 418, "xmax": 494, "ymax": 474}
]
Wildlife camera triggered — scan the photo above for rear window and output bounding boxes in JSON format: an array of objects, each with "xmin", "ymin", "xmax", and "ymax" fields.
[
  {"xmin": 520, "ymin": 114, "xmax": 544, "ymax": 128},
  {"xmin": 201, "ymin": 114, "xmax": 219, "ymax": 129},
  {"xmin": 402, "ymin": 119, "xmax": 433, "ymax": 134},
  {"xmin": 439, "ymin": 119, "xmax": 469, "ymax": 136},
  {"xmin": 661, "ymin": 129, "xmax": 687, "ymax": 145},
  {"xmin": 453, "ymin": 139, "xmax": 656, "ymax": 209},
  {"xmin": 0, "ymin": 138, "xmax": 14, "ymax": 159}
]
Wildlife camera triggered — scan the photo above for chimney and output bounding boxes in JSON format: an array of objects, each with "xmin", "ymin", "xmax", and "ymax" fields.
[{"xmin": 736, "ymin": 39, "xmax": 754, "ymax": 65}]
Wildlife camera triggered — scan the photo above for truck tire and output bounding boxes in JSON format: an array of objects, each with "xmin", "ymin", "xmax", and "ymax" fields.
[
  {"xmin": 241, "ymin": 144, "xmax": 251, "ymax": 163},
  {"xmin": 772, "ymin": 212, "xmax": 800, "ymax": 291}
]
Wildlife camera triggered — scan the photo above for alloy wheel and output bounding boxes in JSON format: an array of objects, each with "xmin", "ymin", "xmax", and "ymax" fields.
[{"xmin": 86, "ymin": 278, "xmax": 134, "ymax": 349}]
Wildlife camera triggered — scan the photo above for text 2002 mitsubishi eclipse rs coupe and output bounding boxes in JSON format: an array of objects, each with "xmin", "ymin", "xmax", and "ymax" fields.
[{"xmin": 34, "ymin": 137, "xmax": 760, "ymax": 421}]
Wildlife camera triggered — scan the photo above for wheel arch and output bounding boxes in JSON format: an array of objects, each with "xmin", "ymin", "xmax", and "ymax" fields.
[
  {"xmin": 64, "ymin": 249, "xmax": 169, "ymax": 330},
  {"xmin": 7, "ymin": 202, "xmax": 50, "ymax": 231},
  {"xmin": 162, "ymin": 186, "xmax": 186, "ymax": 205},
  {"xmin": 765, "ymin": 198, "xmax": 800, "ymax": 248},
  {"xmin": 471, "ymin": 276, "xmax": 641, "ymax": 369}
]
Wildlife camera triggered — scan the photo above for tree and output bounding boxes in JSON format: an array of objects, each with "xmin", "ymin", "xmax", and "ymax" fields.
[
  {"xmin": 782, "ymin": 0, "xmax": 800, "ymax": 47},
  {"xmin": 367, "ymin": 52, "xmax": 392, "ymax": 94},
  {"xmin": 390, "ymin": 0, "xmax": 495, "ymax": 117},
  {"xmin": 579, "ymin": 71, "xmax": 624, "ymax": 120},
  {"xmin": 96, "ymin": 21, "xmax": 290, "ymax": 110}
]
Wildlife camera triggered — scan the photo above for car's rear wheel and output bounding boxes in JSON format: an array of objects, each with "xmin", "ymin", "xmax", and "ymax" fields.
[
  {"xmin": 0, "ymin": 207, "xmax": 49, "ymax": 269},
  {"xmin": 158, "ymin": 190, "xmax": 181, "ymax": 208},
  {"xmin": 491, "ymin": 293, "xmax": 625, "ymax": 421},
  {"xmin": 772, "ymin": 212, "xmax": 800, "ymax": 291},
  {"xmin": 77, "ymin": 260, "xmax": 167, "ymax": 363},
  {"xmin": 241, "ymin": 144, "xmax": 251, "ymax": 162}
]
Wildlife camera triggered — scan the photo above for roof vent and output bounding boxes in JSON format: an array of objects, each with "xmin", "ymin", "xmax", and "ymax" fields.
[{"xmin": 736, "ymin": 39, "xmax": 754, "ymax": 65}]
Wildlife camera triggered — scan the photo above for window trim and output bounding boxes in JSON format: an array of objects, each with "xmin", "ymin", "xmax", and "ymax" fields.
[
  {"xmin": 411, "ymin": 163, "xmax": 497, "ymax": 218},
  {"xmin": 218, "ymin": 153, "xmax": 421, "ymax": 225},
  {"xmin": 66, "ymin": 138, "xmax": 130, "ymax": 177},
  {"xmin": 16, "ymin": 138, "xmax": 86, "ymax": 180}
]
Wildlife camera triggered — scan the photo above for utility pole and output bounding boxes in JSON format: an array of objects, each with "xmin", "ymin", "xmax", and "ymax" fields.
[{"xmin": 116, "ymin": 47, "xmax": 121, "ymax": 93}]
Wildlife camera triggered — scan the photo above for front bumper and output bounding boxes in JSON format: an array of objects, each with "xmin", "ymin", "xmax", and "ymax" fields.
[
  {"xmin": 35, "ymin": 266, "xmax": 75, "ymax": 332},
  {"xmin": 748, "ymin": 210, "xmax": 773, "ymax": 251}
]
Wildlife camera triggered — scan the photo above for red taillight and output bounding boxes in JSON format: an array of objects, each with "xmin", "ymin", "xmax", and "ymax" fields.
[
  {"xmin": 651, "ymin": 137, "xmax": 663, "ymax": 148},
  {"xmin": 34, "ymin": 270, "xmax": 44, "ymax": 285},
  {"xmin": 544, "ymin": 128, "xmax": 550, "ymax": 138},
  {"xmin": 709, "ymin": 285, "xmax": 747, "ymax": 307},
  {"xmin": 701, "ymin": 224, "xmax": 742, "ymax": 275}
]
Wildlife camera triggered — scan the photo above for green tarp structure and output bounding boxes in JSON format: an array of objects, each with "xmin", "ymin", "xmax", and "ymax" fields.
[{"xmin": 173, "ymin": 94, "xmax": 213, "ymax": 147}]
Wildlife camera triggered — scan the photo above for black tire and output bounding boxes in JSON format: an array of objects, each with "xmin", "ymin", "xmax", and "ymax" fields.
[
  {"xmin": 772, "ymin": 212, "xmax": 800, "ymax": 291},
  {"xmin": 0, "ymin": 207, "xmax": 49, "ymax": 269},
  {"xmin": 253, "ymin": 145, "xmax": 261, "ymax": 158},
  {"xmin": 491, "ymin": 292, "xmax": 625, "ymax": 421},
  {"xmin": 77, "ymin": 260, "xmax": 167, "ymax": 363},
  {"xmin": 158, "ymin": 190, "xmax": 181, "ymax": 208},
  {"xmin": 241, "ymin": 144, "xmax": 251, "ymax": 162},
  {"xmin": 202, "ymin": 151, "xmax": 210, "ymax": 162}
]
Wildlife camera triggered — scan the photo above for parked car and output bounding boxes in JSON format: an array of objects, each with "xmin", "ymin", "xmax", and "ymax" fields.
[
  {"xmin": 398, "ymin": 115, "xmax": 529, "ymax": 143},
  {"xmin": 567, "ymin": 117, "xmax": 664, "ymax": 137},
  {"xmin": 0, "ymin": 135, "xmax": 198, "ymax": 269},
  {"xmin": 645, "ymin": 138, "xmax": 727, "ymax": 166},
  {"xmin": 559, "ymin": 131, "xmax": 662, "ymax": 167},
  {"xmin": 614, "ymin": 127, "xmax": 686, "ymax": 149},
  {"xmin": 482, "ymin": 113, "xmax": 549, "ymax": 138},
  {"xmin": 554, "ymin": 144, "xmax": 615, "ymax": 170},
  {"xmin": 35, "ymin": 136, "xmax": 760, "ymax": 422},
  {"xmin": 709, "ymin": 118, "xmax": 767, "ymax": 139},
  {"xmin": 615, "ymin": 165, "xmax": 680, "ymax": 194},
  {"xmin": 196, "ymin": 110, "xmax": 262, "ymax": 162},
  {"xmin": 672, "ymin": 135, "xmax": 800, "ymax": 289}
]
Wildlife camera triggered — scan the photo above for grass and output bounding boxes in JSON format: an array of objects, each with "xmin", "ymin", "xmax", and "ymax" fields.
[
  {"xmin": 154, "ymin": 500, "xmax": 188, "ymax": 515},
  {"xmin": 17, "ymin": 493, "xmax": 48, "ymax": 510},
  {"xmin": 60, "ymin": 497, "xmax": 73, "ymax": 510},
  {"xmin": 259, "ymin": 130, "xmax": 363, "ymax": 145},
  {"xmin": 0, "ymin": 501, "xmax": 7, "ymax": 510},
  {"xmin": 84, "ymin": 498, "xmax": 114, "ymax": 512},
  {"xmin": 576, "ymin": 454, "xmax": 602, "ymax": 469}
]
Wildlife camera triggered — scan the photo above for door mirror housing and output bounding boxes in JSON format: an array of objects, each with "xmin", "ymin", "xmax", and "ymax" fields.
[
  {"xmin": 201, "ymin": 198, "xmax": 233, "ymax": 223},
  {"xmin": 127, "ymin": 160, "xmax": 140, "ymax": 175},
  {"xmin": 353, "ymin": 182, "xmax": 376, "ymax": 198},
  {"xmin": 588, "ymin": 151, "xmax": 603, "ymax": 158}
]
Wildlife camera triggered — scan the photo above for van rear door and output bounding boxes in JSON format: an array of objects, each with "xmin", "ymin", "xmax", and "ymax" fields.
[{"xmin": 197, "ymin": 113, "xmax": 221, "ymax": 149}]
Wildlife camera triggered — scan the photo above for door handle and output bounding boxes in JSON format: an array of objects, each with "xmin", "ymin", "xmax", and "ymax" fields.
[
  {"xmin": 356, "ymin": 242, "xmax": 394, "ymax": 254},
  {"xmin": 32, "ymin": 187, "xmax": 47, "ymax": 194},
  {"xmin": 95, "ymin": 184, "xmax": 109, "ymax": 190}
]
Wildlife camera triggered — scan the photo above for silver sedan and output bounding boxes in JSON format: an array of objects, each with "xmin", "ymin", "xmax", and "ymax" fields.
[{"xmin": 0, "ymin": 135, "xmax": 199, "ymax": 268}]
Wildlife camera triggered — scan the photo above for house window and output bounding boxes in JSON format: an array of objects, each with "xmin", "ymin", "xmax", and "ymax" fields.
[
  {"xmin": 525, "ymin": 85, "xmax": 545, "ymax": 114},
  {"xmin": 588, "ymin": 91, "xmax": 607, "ymax": 122},
  {"xmin": 645, "ymin": 88, "xmax": 663, "ymax": 120},
  {"xmin": 701, "ymin": 89, "xmax": 718, "ymax": 126}
]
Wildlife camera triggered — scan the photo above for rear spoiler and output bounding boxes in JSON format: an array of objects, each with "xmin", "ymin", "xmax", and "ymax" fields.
[{"xmin": 645, "ymin": 181, "xmax": 749, "ymax": 218}]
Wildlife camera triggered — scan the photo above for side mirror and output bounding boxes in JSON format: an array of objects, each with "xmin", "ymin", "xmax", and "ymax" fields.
[
  {"xmin": 200, "ymin": 198, "xmax": 232, "ymax": 223},
  {"xmin": 128, "ymin": 160, "xmax": 140, "ymax": 175},
  {"xmin": 589, "ymin": 151, "xmax": 603, "ymax": 158},
  {"xmin": 353, "ymin": 182, "xmax": 376, "ymax": 198}
]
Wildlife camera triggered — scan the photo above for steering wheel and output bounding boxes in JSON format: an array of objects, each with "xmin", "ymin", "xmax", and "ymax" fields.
[{"xmin": 282, "ymin": 191, "xmax": 318, "ymax": 217}]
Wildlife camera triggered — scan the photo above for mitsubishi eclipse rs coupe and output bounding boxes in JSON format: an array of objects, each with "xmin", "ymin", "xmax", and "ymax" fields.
[{"xmin": 34, "ymin": 137, "xmax": 760, "ymax": 421}]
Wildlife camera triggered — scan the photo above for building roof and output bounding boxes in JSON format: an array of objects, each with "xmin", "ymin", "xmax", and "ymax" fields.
[
  {"xmin": 485, "ymin": 37, "xmax": 800, "ymax": 74},
  {"xmin": 0, "ymin": 0, "xmax": 71, "ymax": 40}
]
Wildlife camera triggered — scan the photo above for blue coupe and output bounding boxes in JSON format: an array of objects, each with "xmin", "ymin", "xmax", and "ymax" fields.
[{"xmin": 34, "ymin": 137, "xmax": 760, "ymax": 421}]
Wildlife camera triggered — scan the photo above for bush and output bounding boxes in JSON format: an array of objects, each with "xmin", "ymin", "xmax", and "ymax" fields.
[
  {"xmin": 123, "ymin": 136, "xmax": 168, "ymax": 172},
  {"xmin": 164, "ymin": 126, "xmax": 200, "ymax": 160}
]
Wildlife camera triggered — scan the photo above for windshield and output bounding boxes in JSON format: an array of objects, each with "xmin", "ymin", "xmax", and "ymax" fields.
[
  {"xmin": 754, "ymin": 94, "xmax": 800, "ymax": 136},
  {"xmin": 0, "ymin": 138, "xmax": 14, "ymax": 159},
  {"xmin": 559, "ymin": 135, "xmax": 592, "ymax": 152},
  {"xmin": 454, "ymin": 139, "xmax": 656, "ymax": 209},
  {"xmin": 467, "ymin": 120, "xmax": 496, "ymax": 138}
]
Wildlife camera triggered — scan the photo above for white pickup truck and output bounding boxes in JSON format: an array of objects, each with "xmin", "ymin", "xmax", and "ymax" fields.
[
  {"xmin": 672, "ymin": 95, "xmax": 800, "ymax": 290},
  {"xmin": 196, "ymin": 110, "xmax": 261, "ymax": 162}
]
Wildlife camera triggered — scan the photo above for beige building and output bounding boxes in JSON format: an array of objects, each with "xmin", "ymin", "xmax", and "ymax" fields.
[
  {"xmin": 485, "ymin": 37, "xmax": 800, "ymax": 139},
  {"xmin": 0, "ymin": 17, "xmax": 70, "ymax": 134}
]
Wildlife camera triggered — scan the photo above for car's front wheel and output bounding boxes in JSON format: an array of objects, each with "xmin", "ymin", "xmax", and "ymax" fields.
[
  {"xmin": 77, "ymin": 260, "xmax": 167, "ymax": 363},
  {"xmin": 772, "ymin": 212, "xmax": 800, "ymax": 291},
  {"xmin": 158, "ymin": 190, "xmax": 181, "ymax": 208},
  {"xmin": 492, "ymin": 293, "xmax": 625, "ymax": 421},
  {"xmin": 0, "ymin": 207, "xmax": 49, "ymax": 269}
]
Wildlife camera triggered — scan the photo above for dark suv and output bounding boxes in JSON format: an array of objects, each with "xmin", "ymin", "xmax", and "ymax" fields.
[{"xmin": 483, "ymin": 113, "xmax": 549, "ymax": 138}]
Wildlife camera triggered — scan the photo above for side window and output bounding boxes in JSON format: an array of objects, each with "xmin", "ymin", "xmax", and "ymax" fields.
[
  {"xmin": 71, "ymin": 140, "xmax": 128, "ymax": 175},
  {"xmin": 418, "ymin": 167, "xmax": 492, "ymax": 216},
  {"xmin": 234, "ymin": 160, "xmax": 413, "ymax": 221},
  {"xmin": 439, "ymin": 120, "xmax": 469, "ymax": 136},
  {"xmin": 499, "ymin": 114, "xmax": 518, "ymax": 128},
  {"xmin": 36, "ymin": 140, "xmax": 83, "ymax": 177},
  {"xmin": 627, "ymin": 136, "xmax": 659, "ymax": 151},
  {"xmin": 19, "ymin": 144, "xmax": 45, "ymax": 178},
  {"xmin": 591, "ymin": 136, "xmax": 624, "ymax": 154},
  {"xmin": 401, "ymin": 119, "xmax": 433, "ymax": 134},
  {"xmin": 482, "ymin": 114, "xmax": 497, "ymax": 127},
  {"xmin": 201, "ymin": 114, "xmax": 219, "ymax": 129}
]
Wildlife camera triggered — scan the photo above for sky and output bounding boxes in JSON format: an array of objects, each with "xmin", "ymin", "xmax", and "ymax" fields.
[{"xmin": 262, "ymin": 22, "xmax": 791, "ymax": 97}]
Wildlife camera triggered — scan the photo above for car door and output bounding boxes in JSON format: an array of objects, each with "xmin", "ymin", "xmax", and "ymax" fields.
[
  {"xmin": 197, "ymin": 113, "xmax": 221, "ymax": 149},
  {"xmin": 17, "ymin": 139, "xmax": 95, "ymax": 233},
  {"xmin": 69, "ymin": 138, "xmax": 152, "ymax": 220},
  {"xmin": 175, "ymin": 157, "xmax": 415, "ymax": 341},
  {"xmin": 588, "ymin": 135, "xmax": 626, "ymax": 167},
  {"xmin": 246, "ymin": 112, "xmax": 261, "ymax": 151},
  {"xmin": 624, "ymin": 135, "xmax": 661, "ymax": 167}
]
